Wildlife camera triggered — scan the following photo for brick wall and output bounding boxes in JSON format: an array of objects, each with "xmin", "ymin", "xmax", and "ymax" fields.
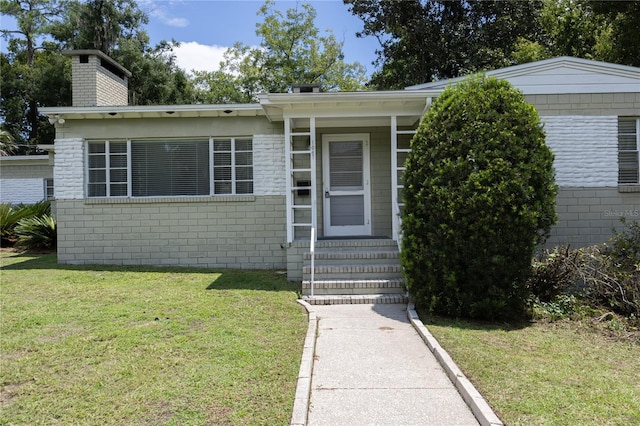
[
  {"xmin": 548, "ymin": 187, "xmax": 640, "ymax": 247},
  {"xmin": 526, "ymin": 92, "xmax": 640, "ymax": 116},
  {"xmin": 0, "ymin": 160, "xmax": 53, "ymax": 204},
  {"xmin": 53, "ymin": 138, "xmax": 85, "ymax": 199},
  {"xmin": 56, "ymin": 196, "xmax": 287, "ymax": 269},
  {"xmin": 254, "ymin": 134, "xmax": 285, "ymax": 196}
]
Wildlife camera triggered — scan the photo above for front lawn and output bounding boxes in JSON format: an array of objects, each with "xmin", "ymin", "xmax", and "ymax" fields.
[
  {"xmin": 0, "ymin": 253, "xmax": 307, "ymax": 425},
  {"xmin": 424, "ymin": 315, "xmax": 640, "ymax": 425}
]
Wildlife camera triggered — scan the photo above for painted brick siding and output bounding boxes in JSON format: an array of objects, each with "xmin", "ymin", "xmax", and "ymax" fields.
[
  {"xmin": 253, "ymin": 134, "xmax": 285, "ymax": 196},
  {"xmin": 548, "ymin": 187, "xmax": 640, "ymax": 247},
  {"xmin": 0, "ymin": 158, "xmax": 52, "ymax": 203},
  {"xmin": 56, "ymin": 196, "xmax": 287, "ymax": 268},
  {"xmin": 53, "ymin": 138, "xmax": 85, "ymax": 199},
  {"xmin": 0, "ymin": 178, "xmax": 44, "ymax": 204},
  {"xmin": 542, "ymin": 116, "xmax": 618, "ymax": 186}
]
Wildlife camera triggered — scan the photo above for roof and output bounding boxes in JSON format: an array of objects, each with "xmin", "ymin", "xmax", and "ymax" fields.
[{"xmin": 405, "ymin": 56, "xmax": 640, "ymax": 94}]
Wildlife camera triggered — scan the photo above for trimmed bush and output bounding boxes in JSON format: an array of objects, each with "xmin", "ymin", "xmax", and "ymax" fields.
[{"xmin": 401, "ymin": 75, "xmax": 557, "ymax": 320}]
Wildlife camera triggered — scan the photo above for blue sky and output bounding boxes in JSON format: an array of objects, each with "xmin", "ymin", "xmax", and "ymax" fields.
[{"xmin": 140, "ymin": 0, "xmax": 381, "ymax": 75}]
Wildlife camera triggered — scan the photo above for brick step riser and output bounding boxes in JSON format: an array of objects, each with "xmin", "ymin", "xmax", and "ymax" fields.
[
  {"xmin": 304, "ymin": 273, "xmax": 403, "ymax": 281},
  {"xmin": 304, "ymin": 259, "xmax": 401, "ymax": 267},
  {"xmin": 302, "ymin": 280, "xmax": 405, "ymax": 296},
  {"xmin": 302, "ymin": 288, "xmax": 405, "ymax": 296},
  {"xmin": 313, "ymin": 243, "xmax": 399, "ymax": 252},
  {"xmin": 304, "ymin": 251, "xmax": 400, "ymax": 260},
  {"xmin": 303, "ymin": 294, "xmax": 409, "ymax": 305}
]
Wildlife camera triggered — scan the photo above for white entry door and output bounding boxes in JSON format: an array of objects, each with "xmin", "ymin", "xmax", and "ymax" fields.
[{"xmin": 322, "ymin": 134, "xmax": 371, "ymax": 237}]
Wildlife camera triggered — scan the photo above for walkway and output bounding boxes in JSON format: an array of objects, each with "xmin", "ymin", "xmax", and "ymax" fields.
[{"xmin": 292, "ymin": 303, "xmax": 500, "ymax": 425}]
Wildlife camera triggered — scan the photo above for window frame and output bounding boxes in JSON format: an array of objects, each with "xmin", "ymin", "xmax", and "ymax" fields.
[
  {"xmin": 44, "ymin": 178, "xmax": 54, "ymax": 200},
  {"xmin": 86, "ymin": 137, "xmax": 254, "ymax": 198},
  {"xmin": 618, "ymin": 117, "xmax": 640, "ymax": 186}
]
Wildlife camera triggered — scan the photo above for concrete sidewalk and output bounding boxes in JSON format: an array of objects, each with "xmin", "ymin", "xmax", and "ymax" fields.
[{"xmin": 292, "ymin": 303, "xmax": 494, "ymax": 426}]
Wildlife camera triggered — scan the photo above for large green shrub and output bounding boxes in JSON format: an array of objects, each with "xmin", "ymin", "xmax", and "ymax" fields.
[{"xmin": 401, "ymin": 75, "xmax": 557, "ymax": 320}]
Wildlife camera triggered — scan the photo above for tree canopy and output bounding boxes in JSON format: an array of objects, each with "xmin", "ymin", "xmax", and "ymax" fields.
[
  {"xmin": 195, "ymin": 0, "xmax": 366, "ymax": 103},
  {"xmin": 345, "ymin": 0, "xmax": 640, "ymax": 89},
  {"xmin": 345, "ymin": 0, "xmax": 541, "ymax": 89}
]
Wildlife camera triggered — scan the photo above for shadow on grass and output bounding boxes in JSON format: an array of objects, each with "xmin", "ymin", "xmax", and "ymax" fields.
[
  {"xmin": 416, "ymin": 308, "xmax": 533, "ymax": 333},
  {"xmin": 1, "ymin": 252, "xmax": 300, "ymax": 293}
]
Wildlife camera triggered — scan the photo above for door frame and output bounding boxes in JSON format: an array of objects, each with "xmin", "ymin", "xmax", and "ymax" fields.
[{"xmin": 321, "ymin": 133, "xmax": 372, "ymax": 237}]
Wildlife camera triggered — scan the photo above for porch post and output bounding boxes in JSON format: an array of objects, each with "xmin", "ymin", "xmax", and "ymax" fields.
[
  {"xmin": 310, "ymin": 117, "xmax": 317, "ymax": 241},
  {"xmin": 390, "ymin": 115, "xmax": 399, "ymax": 242},
  {"xmin": 284, "ymin": 118, "xmax": 293, "ymax": 243}
]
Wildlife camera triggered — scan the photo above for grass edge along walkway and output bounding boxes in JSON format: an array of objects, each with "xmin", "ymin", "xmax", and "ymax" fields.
[{"xmin": 422, "ymin": 314, "xmax": 640, "ymax": 426}]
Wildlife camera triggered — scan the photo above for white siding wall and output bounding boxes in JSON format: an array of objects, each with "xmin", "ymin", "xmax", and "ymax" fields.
[
  {"xmin": 54, "ymin": 138, "xmax": 85, "ymax": 199},
  {"xmin": 542, "ymin": 116, "xmax": 618, "ymax": 187},
  {"xmin": 253, "ymin": 134, "xmax": 285, "ymax": 196}
]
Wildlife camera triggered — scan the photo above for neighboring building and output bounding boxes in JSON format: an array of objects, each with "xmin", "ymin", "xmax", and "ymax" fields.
[
  {"xmin": 0, "ymin": 155, "xmax": 54, "ymax": 204},
  {"xmin": 41, "ymin": 52, "xmax": 639, "ymax": 297}
]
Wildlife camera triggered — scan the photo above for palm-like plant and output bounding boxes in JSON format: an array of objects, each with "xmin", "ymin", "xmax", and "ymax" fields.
[
  {"xmin": 0, "ymin": 129, "xmax": 17, "ymax": 156},
  {"xmin": 15, "ymin": 214, "xmax": 57, "ymax": 250}
]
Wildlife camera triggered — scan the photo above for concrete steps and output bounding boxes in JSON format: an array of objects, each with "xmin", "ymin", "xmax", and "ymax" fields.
[{"xmin": 302, "ymin": 239, "xmax": 406, "ymax": 305}]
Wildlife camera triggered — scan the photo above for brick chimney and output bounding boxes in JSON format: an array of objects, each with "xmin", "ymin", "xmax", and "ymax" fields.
[
  {"xmin": 292, "ymin": 83, "xmax": 321, "ymax": 94},
  {"xmin": 63, "ymin": 50, "xmax": 131, "ymax": 107}
]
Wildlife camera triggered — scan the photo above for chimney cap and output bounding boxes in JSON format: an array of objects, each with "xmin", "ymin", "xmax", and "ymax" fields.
[
  {"xmin": 62, "ymin": 49, "xmax": 132, "ymax": 78},
  {"xmin": 292, "ymin": 83, "xmax": 321, "ymax": 93}
]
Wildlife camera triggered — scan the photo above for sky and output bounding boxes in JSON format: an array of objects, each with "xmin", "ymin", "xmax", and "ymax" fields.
[{"xmin": 139, "ymin": 0, "xmax": 381, "ymax": 76}]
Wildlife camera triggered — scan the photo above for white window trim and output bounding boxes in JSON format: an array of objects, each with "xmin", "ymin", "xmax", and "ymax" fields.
[
  {"xmin": 86, "ymin": 137, "xmax": 254, "ymax": 198},
  {"xmin": 618, "ymin": 117, "xmax": 640, "ymax": 191}
]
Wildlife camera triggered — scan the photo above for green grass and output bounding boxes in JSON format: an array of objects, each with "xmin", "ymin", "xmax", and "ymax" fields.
[
  {"xmin": 423, "ymin": 315, "xmax": 640, "ymax": 425},
  {"xmin": 0, "ymin": 253, "xmax": 307, "ymax": 425}
]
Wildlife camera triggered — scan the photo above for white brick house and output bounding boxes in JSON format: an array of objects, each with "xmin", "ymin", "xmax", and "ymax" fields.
[{"xmin": 41, "ymin": 53, "xmax": 640, "ymax": 293}]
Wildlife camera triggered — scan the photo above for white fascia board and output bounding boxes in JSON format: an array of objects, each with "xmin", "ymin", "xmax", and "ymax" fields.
[{"xmin": 40, "ymin": 103, "xmax": 265, "ymax": 120}]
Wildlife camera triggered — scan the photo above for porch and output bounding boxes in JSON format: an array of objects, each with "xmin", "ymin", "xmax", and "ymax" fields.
[{"xmin": 259, "ymin": 90, "xmax": 434, "ymax": 300}]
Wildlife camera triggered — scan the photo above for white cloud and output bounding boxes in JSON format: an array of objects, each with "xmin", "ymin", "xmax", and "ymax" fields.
[
  {"xmin": 141, "ymin": 0, "xmax": 189, "ymax": 28},
  {"xmin": 173, "ymin": 42, "xmax": 228, "ymax": 73}
]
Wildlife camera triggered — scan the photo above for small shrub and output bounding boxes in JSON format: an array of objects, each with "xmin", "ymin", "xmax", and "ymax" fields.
[
  {"xmin": 0, "ymin": 201, "xmax": 52, "ymax": 245},
  {"xmin": 14, "ymin": 200, "xmax": 51, "ymax": 218},
  {"xmin": 528, "ymin": 245, "xmax": 579, "ymax": 302},
  {"xmin": 530, "ymin": 294, "xmax": 580, "ymax": 321},
  {"xmin": 572, "ymin": 240, "xmax": 639, "ymax": 323},
  {"xmin": 15, "ymin": 214, "xmax": 57, "ymax": 250}
]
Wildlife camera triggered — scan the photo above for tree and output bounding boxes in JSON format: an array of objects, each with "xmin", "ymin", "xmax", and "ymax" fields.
[
  {"xmin": 589, "ymin": 0, "xmax": 640, "ymax": 67},
  {"xmin": 0, "ymin": 0, "xmax": 68, "ymax": 149},
  {"xmin": 196, "ymin": 0, "xmax": 366, "ymax": 102},
  {"xmin": 401, "ymin": 76, "xmax": 557, "ymax": 320},
  {"xmin": 345, "ymin": 0, "xmax": 541, "ymax": 89},
  {"xmin": 1, "ymin": 0, "xmax": 195, "ymax": 147},
  {"xmin": 52, "ymin": 0, "xmax": 195, "ymax": 105}
]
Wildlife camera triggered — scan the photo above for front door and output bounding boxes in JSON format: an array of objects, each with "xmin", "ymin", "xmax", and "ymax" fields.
[{"xmin": 322, "ymin": 134, "xmax": 371, "ymax": 237}]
